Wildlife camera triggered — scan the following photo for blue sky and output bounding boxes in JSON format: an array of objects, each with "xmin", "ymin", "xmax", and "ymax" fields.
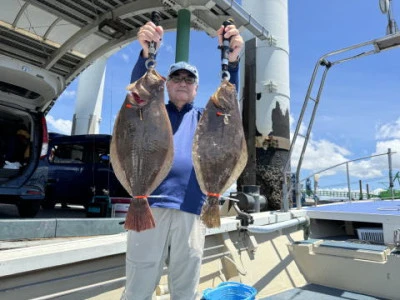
[{"xmin": 46, "ymin": 0, "xmax": 400, "ymax": 194}]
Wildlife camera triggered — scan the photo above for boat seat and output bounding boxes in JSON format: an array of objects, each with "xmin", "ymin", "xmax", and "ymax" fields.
[{"xmin": 295, "ymin": 239, "xmax": 390, "ymax": 262}]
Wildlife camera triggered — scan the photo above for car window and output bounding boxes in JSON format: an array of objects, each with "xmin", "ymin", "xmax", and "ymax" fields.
[
  {"xmin": 50, "ymin": 144, "xmax": 85, "ymax": 164},
  {"xmin": 88, "ymin": 140, "xmax": 110, "ymax": 163}
]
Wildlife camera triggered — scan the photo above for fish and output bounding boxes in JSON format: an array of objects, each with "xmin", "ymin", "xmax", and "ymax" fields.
[
  {"xmin": 192, "ymin": 80, "xmax": 248, "ymax": 228},
  {"xmin": 110, "ymin": 68, "xmax": 174, "ymax": 232}
]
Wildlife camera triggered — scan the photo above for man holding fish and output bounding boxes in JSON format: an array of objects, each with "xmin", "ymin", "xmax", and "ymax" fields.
[{"xmin": 120, "ymin": 20, "xmax": 244, "ymax": 300}]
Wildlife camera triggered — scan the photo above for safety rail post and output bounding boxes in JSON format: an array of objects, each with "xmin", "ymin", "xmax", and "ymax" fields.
[
  {"xmin": 282, "ymin": 32, "xmax": 400, "ymax": 211},
  {"xmin": 388, "ymin": 148, "xmax": 394, "ymax": 200},
  {"xmin": 346, "ymin": 162, "xmax": 351, "ymax": 202}
]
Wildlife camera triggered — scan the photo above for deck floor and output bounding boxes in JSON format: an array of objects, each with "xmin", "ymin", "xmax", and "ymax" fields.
[
  {"xmin": 261, "ymin": 284, "xmax": 385, "ymax": 300},
  {"xmin": 305, "ymin": 199, "xmax": 400, "ymax": 215}
]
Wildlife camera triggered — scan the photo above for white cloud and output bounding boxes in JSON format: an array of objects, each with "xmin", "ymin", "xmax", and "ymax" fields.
[
  {"xmin": 290, "ymin": 113, "xmax": 350, "ymax": 176},
  {"xmin": 164, "ymin": 43, "xmax": 174, "ymax": 55},
  {"xmin": 61, "ymin": 90, "xmax": 76, "ymax": 98},
  {"xmin": 372, "ymin": 139, "xmax": 400, "ymax": 170},
  {"xmin": 375, "ymin": 119, "xmax": 400, "ymax": 162},
  {"xmin": 289, "ymin": 117, "xmax": 400, "ymax": 180},
  {"xmin": 347, "ymin": 160, "xmax": 383, "ymax": 179},
  {"xmin": 292, "ymin": 137, "xmax": 351, "ymax": 176},
  {"xmin": 376, "ymin": 118, "xmax": 400, "ymax": 140},
  {"xmin": 46, "ymin": 115, "xmax": 72, "ymax": 135}
]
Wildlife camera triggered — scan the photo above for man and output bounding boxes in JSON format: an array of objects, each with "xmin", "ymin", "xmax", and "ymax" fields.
[{"xmin": 121, "ymin": 21, "xmax": 243, "ymax": 300}]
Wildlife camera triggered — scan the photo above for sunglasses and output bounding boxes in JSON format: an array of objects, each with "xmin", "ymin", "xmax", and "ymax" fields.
[{"xmin": 169, "ymin": 75, "xmax": 196, "ymax": 84}]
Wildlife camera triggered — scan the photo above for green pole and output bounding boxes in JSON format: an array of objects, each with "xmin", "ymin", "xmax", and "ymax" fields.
[{"xmin": 175, "ymin": 9, "xmax": 191, "ymax": 62}]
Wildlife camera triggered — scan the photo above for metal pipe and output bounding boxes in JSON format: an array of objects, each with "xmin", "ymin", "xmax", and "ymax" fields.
[
  {"xmin": 282, "ymin": 181, "xmax": 288, "ymax": 212},
  {"xmin": 296, "ymin": 182, "xmax": 301, "ymax": 209},
  {"xmin": 387, "ymin": 0, "xmax": 398, "ymax": 34},
  {"xmin": 295, "ymin": 66, "xmax": 330, "ymax": 184},
  {"xmin": 244, "ymin": 216, "xmax": 308, "ymax": 234},
  {"xmin": 313, "ymin": 174, "xmax": 320, "ymax": 206},
  {"xmin": 346, "ymin": 162, "xmax": 351, "ymax": 202},
  {"xmin": 300, "ymin": 151, "xmax": 395, "ymax": 183},
  {"xmin": 283, "ymin": 59, "xmax": 321, "ymax": 175},
  {"xmin": 175, "ymin": 9, "xmax": 191, "ymax": 62},
  {"xmin": 242, "ymin": 185, "xmax": 260, "ymax": 213},
  {"xmin": 282, "ymin": 31, "xmax": 400, "ymax": 212},
  {"xmin": 388, "ymin": 148, "xmax": 394, "ymax": 200}
]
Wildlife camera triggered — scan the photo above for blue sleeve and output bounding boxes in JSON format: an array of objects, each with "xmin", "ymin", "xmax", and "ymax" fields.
[
  {"xmin": 130, "ymin": 51, "xmax": 148, "ymax": 83},
  {"xmin": 228, "ymin": 63, "xmax": 239, "ymax": 93}
]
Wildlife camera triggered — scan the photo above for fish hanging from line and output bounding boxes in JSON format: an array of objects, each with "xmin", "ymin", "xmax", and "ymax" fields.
[
  {"xmin": 110, "ymin": 68, "xmax": 174, "ymax": 232},
  {"xmin": 192, "ymin": 80, "xmax": 248, "ymax": 228}
]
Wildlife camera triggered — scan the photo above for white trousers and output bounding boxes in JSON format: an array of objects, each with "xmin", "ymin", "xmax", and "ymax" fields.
[{"xmin": 121, "ymin": 208, "xmax": 206, "ymax": 300}]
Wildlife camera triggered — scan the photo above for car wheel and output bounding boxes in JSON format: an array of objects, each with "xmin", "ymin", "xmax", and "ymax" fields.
[
  {"xmin": 41, "ymin": 198, "xmax": 56, "ymax": 209},
  {"xmin": 18, "ymin": 201, "xmax": 41, "ymax": 217},
  {"xmin": 42, "ymin": 190, "xmax": 56, "ymax": 209}
]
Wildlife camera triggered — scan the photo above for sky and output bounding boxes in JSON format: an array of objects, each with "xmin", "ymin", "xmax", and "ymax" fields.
[{"xmin": 46, "ymin": 0, "xmax": 400, "ymax": 194}]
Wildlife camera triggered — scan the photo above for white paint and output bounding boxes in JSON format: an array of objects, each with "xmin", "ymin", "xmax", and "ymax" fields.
[
  {"xmin": 240, "ymin": 0, "xmax": 290, "ymax": 136},
  {"xmin": 72, "ymin": 56, "xmax": 107, "ymax": 135}
]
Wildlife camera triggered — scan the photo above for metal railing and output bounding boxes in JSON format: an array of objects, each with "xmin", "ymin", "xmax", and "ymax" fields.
[
  {"xmin": 282, "ymin": 31, "xmax": 400, "ymax": 211},
  {"xmin": 301, "ymin": 149, "xmax": 396, "ymax": 203}
]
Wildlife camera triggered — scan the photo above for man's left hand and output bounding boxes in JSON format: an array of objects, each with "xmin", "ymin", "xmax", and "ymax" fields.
[{"xmin": 217, "ymin": 24, "xmax": 244, "ymax": 63}]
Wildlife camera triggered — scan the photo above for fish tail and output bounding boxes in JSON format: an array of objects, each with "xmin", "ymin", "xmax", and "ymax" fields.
[
  {"xmin": 201, "ymin": 195, "xmax": 221, "ymax": 228},
  {"xmin": 124, "ymin": 197, "xmax": 155, "ymax": 232}
]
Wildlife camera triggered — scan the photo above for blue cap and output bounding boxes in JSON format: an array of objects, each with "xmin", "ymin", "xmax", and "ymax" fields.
[{"xmin": 168, "ymin": 61, "xmax": 199, "ymax": 82}]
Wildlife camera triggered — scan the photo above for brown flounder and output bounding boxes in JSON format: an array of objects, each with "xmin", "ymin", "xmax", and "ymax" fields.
[
  {"xmin": 192, "ymin": 80, "xmax": 248, "ymax": 228},
  {"xmin": 110, "ymin": 68, "xmax": 173, "ymax": 232}
]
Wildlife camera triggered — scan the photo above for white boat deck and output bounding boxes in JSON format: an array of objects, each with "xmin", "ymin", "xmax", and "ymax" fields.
[{"xmin": 261, "ymin": 284, "xmax": 382, "ymax": 300}]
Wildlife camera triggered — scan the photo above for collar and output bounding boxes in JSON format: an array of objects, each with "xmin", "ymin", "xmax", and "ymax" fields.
[{"xmin": 167, "ymin": 101, "xmax": 193, "ymax": 113}]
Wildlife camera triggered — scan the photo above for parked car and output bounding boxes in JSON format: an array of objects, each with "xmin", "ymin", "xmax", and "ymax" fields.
[
  {"xmin": 0, "ymin": 55, "xmax": 64, "ymax": 217},
  {"xmin": 42, "ymin": 133, "xmax": 129, "ymax": 209}
]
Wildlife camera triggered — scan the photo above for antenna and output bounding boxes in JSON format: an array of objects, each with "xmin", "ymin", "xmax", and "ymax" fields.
[{"xmin": 379, "ymin": 0, "xmax": 398, "ymax": 34}]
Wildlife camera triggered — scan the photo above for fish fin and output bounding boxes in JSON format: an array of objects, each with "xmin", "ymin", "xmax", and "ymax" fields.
[
  {"xmin": 210, "ymin": 89, "xmax": 222, "ymax": 107},
  {"xmin": 124, "ymin": 198, "xmax": 155, "ymax": 232},
  {"xmin": 201, "ymin": 196, "xmax": 221, "ymax": 228},
  {"xmin": 126, "ymin": 82, "xmax": 135, "ymax": 91}
]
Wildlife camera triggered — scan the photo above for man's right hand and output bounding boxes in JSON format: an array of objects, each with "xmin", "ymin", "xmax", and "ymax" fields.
[{"xmin": 137, "ymin": 22, "xmax": 164, "ymax": 58}]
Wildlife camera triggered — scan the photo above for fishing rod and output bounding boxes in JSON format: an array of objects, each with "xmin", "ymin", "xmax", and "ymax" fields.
[
  {"xmin": 219, "ymin": 18, "xmax": 235, "ymax": 81},
  {"xmin": 145, "ymin": 11, "xmax": 161, "ymax": 69}
]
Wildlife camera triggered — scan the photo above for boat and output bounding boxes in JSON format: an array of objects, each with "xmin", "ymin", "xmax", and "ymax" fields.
[
  {"xmin": 2, "ymin": 1, "xmax": 400, "ymax": 300},
  {"xmin": 2, "ymin": 197, "xmax": 400, "ymax": 299}
]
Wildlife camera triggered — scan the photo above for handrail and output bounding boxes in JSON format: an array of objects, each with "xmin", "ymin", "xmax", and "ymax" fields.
[
  {"xmin": 301, "ymin": 150, "xmax": 397, "ymax": 183},
  {"xmin": 282, "ymin": 32, "xmax": 400, "ymax": 211}
]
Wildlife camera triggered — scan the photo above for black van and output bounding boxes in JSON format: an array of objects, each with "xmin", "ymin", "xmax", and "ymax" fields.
[
  {"xmin": 42, "ymin": 133, "xmax": 129, "ymax": 209},
  {"xmin": 0, "ymin": 55, "xmax": 63, "ymax": 217}
]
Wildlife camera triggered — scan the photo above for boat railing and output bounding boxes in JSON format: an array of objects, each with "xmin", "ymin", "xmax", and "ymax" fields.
[{"xmin": 282, "ymin": 31, "xmax": 400, "ymax": 211}]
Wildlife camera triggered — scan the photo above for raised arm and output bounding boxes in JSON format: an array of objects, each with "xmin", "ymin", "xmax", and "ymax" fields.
[
  {"xmin": 217, "ymin": 23, "xmax": 243, "ymax": 93},
  {"xmin": 130, "ymin": 21, "xmax": 164, "ymax": 83}
]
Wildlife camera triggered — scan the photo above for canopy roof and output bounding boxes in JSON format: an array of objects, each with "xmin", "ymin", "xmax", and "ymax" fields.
[{"xmin": 1, "ymin": 0, "xmax": 269, "ymax": 85}]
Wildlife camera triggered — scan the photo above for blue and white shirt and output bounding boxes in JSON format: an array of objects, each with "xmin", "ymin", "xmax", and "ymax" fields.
[{"xmin": 130, "ymin": 54, "xmax": 239, "ymax": 215}]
